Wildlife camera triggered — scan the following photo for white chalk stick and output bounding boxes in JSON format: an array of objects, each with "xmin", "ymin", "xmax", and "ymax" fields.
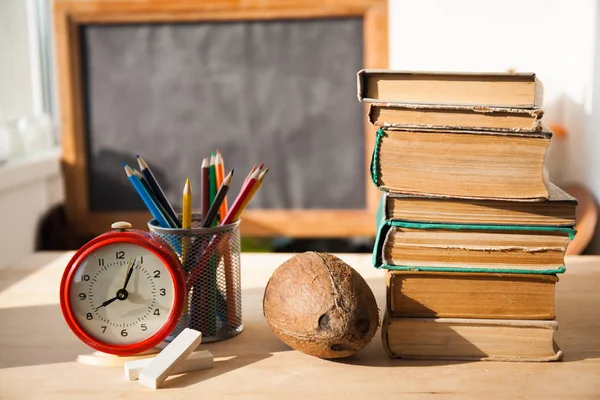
[
  {"xmin": 124, "ymin": 350, "xmax": 213, "ymax": 381},
  {"xmin": 138, "ymin": 328, "xmax": 203, "ymax": 389}
]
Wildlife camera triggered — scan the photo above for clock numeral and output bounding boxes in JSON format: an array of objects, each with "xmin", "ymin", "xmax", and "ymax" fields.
[
  {"xmin": 116, "ymin": 251, "xmax": 125, "ymax": 260},
  {"xmin": 140, "ymin": 256, "xmax": 144, "ymax": 264},
  {"xmin": 78, "ymin": 293, "xmax": 86, "ymax": 300},
  {"xmin": 154, "ymin": 270, "xmax": 160, "ymax": 278},
  {"xmin": 121, "ymin": 329, "xmax": 128, "ymax": 337},
  {"xmin": 141, "ymin": 324, "xmax": 147, "ymax": 331},
  {"xmin": 101, "ymin": 325, "xmax": 107, "ymax": 333},
  {"xmin": 86, "ymin": 313, "xmax": 93, "ymax": 320},
  {"xmin": 154, "ymin": 309, "xmax": 160, "ymax": 316},
  {"xmin": 98, "ymin": 258, "xmax": 105, "ymax": 266},
  {"xmin": 83, "ymin": 274, "xmax": 90, "ymax": 281},
  {"xmin": 160, "ymin": 288, "xmax": 166, "ymax": 296}
]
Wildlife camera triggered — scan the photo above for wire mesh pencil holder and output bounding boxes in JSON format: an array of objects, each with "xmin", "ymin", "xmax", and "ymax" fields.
[{"xmin": 148, "ymin": 216, "xmax": 243, "ymax": 343}]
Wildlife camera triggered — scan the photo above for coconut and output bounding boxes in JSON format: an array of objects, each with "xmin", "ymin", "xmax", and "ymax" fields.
[{"xmin": 263, "ymin": 252, "xmax": 379, "ymax": 359}]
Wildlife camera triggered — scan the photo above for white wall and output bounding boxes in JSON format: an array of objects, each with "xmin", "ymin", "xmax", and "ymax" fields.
[
  {"xmin": 0, "ymin": 0, "xmax": 63, "ymax": 268},
  {"xmin": 0, "ymin": 152, "xmax": 63, "ymax": 268},
  {"xmin": 0, "ymin": 0, "xmax": 36, "ymax": 120},
  {"xmin": 389, "ymin": 0, "xmax": 600, "ymax": 252}
]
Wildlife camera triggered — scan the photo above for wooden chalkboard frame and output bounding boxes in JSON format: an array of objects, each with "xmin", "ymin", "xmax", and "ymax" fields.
[{"xmin": 54, "ymin": 0, "xmax": 388, "ymax": 238}]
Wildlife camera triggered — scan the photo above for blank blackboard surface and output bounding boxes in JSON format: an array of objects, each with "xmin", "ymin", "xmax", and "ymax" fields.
[{"xmin": 81, "ymin": 18, "xmax": 365, "ymax": 213}]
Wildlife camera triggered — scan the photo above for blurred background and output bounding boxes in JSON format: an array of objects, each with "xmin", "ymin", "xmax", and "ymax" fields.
[{"xmin": 0, "ymin": 0, "xmax": 598, "ymax": 268}]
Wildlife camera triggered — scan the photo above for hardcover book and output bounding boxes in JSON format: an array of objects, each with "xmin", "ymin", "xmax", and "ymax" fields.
[
  {"xmin": 387, "ymin": 270, "xmax": 558, "ymax": 319},
  {"xmin": 380, "ymin": 184, "xmax": 577, "ymax": 227},
  {"xmin": 357, "ymin": 69, "xmax": 543, "ymax": 108},
  {"xmin": 371, "ymin": 128, "xmax": 552, "ymax": 200},
  {"xmin": 368, "ymin": 103, "xmax": 543, "ymax": 132},
  {"xmin": 372, "ymin": 219, "xmax": 575, "ymax": 274},
  {"xmin": 382, "ymin": 314, "xmax": 563, "ymax": 362}
]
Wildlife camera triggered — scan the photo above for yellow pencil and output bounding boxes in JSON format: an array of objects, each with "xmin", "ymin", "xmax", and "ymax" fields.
[
  {"xmin": 182, "ymin": 178, "xmax": 192, "ymax": 229},
  {"xmin": 182, "ymin": 179, "xmax": 193, "ymax": 266}
]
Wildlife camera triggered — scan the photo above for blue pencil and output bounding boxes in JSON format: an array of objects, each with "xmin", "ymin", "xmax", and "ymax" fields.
[{"xmin": 124, "ymin": 164, "xmax": 171, "ymax": 228}]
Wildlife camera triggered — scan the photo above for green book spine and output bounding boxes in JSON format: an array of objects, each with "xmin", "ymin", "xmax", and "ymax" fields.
[{"xmin": 369, "ymin": 129, "xmax": 386, "ymax": 189}]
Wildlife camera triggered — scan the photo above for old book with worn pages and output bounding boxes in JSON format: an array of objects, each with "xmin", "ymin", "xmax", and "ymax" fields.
[
  {"xmin": 368, "ymin": 103, "xmax": 543, "ymax": 132},
  {"xmin": 372, "ymin": 219, "xmax": 575, "ymax": 274},
  {"xmin": 371, "ymin": 128, "xmax": 552, "ymax": 200},
  {"xmin": 381, "ymin": 183, "xmax": 576, "ymax": 227},
  {"xmin": 382, "ymin": 314, "xmax": 562, "ymax": 362},
  {"xmin": 357, "ymin": 69, "xmax": 543, "ymax": 108},
  {"xmin": 386, "ymin": 270, "xmax": 558, "ymax": 319}
]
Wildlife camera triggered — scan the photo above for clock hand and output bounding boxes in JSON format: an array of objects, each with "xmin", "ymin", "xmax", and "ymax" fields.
[
  {"xmin": 95, "ymin": 295, "xmax": 119, "ymax": 310},
  {"xmin": 122, "ymin": 259, "xmax": 136, "ymax": 291}
]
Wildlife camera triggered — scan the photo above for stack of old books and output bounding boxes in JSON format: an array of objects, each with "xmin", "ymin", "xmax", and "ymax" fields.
[{"xmin": 357, "ymin": 70, "xmax": 577, "ymax": 362}]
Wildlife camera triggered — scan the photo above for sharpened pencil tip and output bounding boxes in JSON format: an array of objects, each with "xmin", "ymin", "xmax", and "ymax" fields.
[
  {"xmin": 250, "ymin": 168, "xmax": 260, "ymax": 180},
  {"xmin": 183, "ymin": 178, "xmax": 192, "ymax": 194},
  {"xmin": 137, "ymin": 155, "xmax": 147, "ymax": 169},
  {"xmin": 223, "ymin": 170, "xmax": 234, "ymax": 184}
]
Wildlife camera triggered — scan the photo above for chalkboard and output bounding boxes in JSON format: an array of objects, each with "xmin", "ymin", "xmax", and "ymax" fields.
[
  {"xmin": 81, "ymin": 18, "xmax": 365, "ymax": 212},
  {"xmin": 54, "ymin": 0, "xmax": 388, "ymax": 237}
]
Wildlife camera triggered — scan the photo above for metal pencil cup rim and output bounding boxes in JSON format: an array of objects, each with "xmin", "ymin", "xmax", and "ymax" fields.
[{"xmin": 148, "ymin": 216, "xmax": 243, "ymax": 343}]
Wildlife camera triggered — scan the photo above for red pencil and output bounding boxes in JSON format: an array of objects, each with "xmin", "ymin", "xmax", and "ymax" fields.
[
  {"xmin": 200, "ymin": 157, "xmax": 209, "ymax": 220},
  {"xmin": 222, "ymin": 168, "xmax": 260, "ymax": 225}
]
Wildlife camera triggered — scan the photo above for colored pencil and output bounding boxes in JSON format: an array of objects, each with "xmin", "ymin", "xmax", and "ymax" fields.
[
  {"xmin": 208, "ymin": 154, "xmax": 218, "ymax": 226},
  {"xmin": 202, "ymin": 170, "xmax": 233, "ymax": 228},
  {"xmin": 208, "ymin": 153, "xmax": 217, "ymax": 202},
  {"xmin": 182, "ymin": 179, "xmax": 192, "ymax": 229},
  {"xmin": 124, "ymin": 164, "xmax": 170, "ymax": 228},
  {"xmin": 235, "ymin": 168, "xmax": 268, "ymax": 220},
  {"xmin": 215, "ymin": 150, "xmax": 228, "ymax": 222},
  {"xmin": 200, "ymin": 157, "xmax": 209, "ymax": 220},
  {"xmin": 223, "ymin": 168, "xmax": 260, "ymax": 225},
  {"xmin": 137, "ymin": 155, "xmax": 181, "ymax": 228},
  {"xmin": 243, "ymin": 163, "xmax": 264, "ymax": 185},
  {"xmin": 181, "ymin": 179, "xmax": 193, "ymax": 270},
  {"xmin": 132, "ymin": 170, "xmax": 180, "ymax": 229}
]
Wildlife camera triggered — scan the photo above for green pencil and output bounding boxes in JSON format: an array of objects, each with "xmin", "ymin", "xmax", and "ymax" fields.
[{"xmin": 209, "ymin": 153, "xmax": 217, "ymax": 227}]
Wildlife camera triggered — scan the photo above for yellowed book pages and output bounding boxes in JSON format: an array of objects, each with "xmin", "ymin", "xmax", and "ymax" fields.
[
  {"xmin": 382, "ymin": 315, "xmax": 562, "ymax": 362},
  {"xmin": 387, "ymin": 271, "xmax": 557, "ymax": 319},
  {"xmin": 376, "ymin": 129, "xmax": 551, "ymax": 200},
  {"xmin": 384, "ymin": 183, "xmax": 577, "ymax": 226},
  {"xmin": 369, "ymin": 103, "xmax": 543, "ymax": 132},
  {"xmin": 383, "ymin": 227, "xmax": 571, "ymax": 270},
  {"xmin": 358, "ymin": 69, "xmax": 543, "ymax": 108}
]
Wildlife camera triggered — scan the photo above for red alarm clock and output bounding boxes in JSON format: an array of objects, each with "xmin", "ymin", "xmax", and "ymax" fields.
[{"xmin": 60, "ymin": 222, "xmax": 185, "ymax": 356}]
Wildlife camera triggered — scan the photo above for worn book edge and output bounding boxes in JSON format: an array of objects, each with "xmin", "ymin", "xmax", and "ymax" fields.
[
  {"xmin": 370, "ymin": 128, "xmax": 552, "ymax": 201},
  {"xmin": 382, "ymin": 183, "xmax": 577, "ymax": 205},
  {"xmin": 386, "ymin": 271, "xmax": 558, "ymax": 319},
  {"xmin": 380, "ymin": 190, "xmax": 576, "ymax": 227},
  {"xmin": 368, "ymin": 103, "xmax": 544, "ymax": 132},
  {"xmin": 357, "ymin": 69, "xmax": 543, "ymax": 108},
  {"xmin": 381, "ymin": 314, "xmax": 563, "ymax": 362},
  {"xmin": 372, "ymin": 218, "xmax": 575, "ymax": 274}
]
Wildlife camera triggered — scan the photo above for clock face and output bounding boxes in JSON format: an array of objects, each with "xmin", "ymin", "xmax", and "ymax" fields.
[{"xmin": 68, "ymin": 242, "xmax": 176, "ymax": 345}]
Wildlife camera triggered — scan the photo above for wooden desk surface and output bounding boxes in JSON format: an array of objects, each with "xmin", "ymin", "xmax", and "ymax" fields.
[{"xmin": 0, "ymin": 252, "xmax": 599, "ymax": 399}]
